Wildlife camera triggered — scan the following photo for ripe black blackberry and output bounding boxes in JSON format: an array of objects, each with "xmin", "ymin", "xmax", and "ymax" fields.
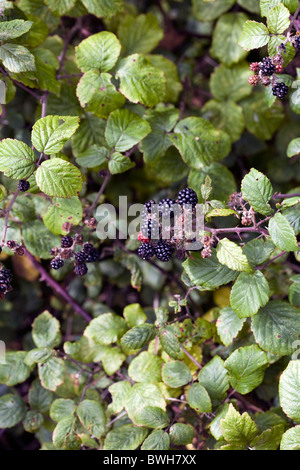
[
  {"xmin": 85, "ymin": 248, "xmax": 100, "ymax": 263},
  {"xmin": 74, "ymin": 263, "xmax": 88, "ymax": 276},
  {"xmin": 259, "ymin": 57, "xmax": 275, "ymax": 76},
  {"xmin": 155, "ymin": 240, "xmax": 174, "ymax": 262},
  {"xmin": 75, "ymin": 251, "xmax": 87, "ymax": 263},
  {"xmin": 177, "ymin": 188, "xmax": 198, "ymax": 208},
  {"xmin": 159, "ymin": 198, "xmax": 176, "ymax": 217},
  {"xmin": 6, "ymin": 240, "xmax": 16, "ymax": 250},
  {"xmin": 272, "ymin": 82, "xmax": 289, "ymax": 99},
  {"xmin": 0, "ymin": 268, "xmax": 13, "ymax": 282},
  {"xmin": 141, "ymin": 219, "xmax": 159, "ymax": 240},
  {"xmin": 50, "ymin": 257, "xmax": 64, "ymax": 270},
  {"xmin": 82, "ymin": 243, "xmax": 95, "ymax": 254},
  {"xmin": 17, "ymin": 180, "xmax": 30, "ymax": 192},
  {"xmin": 61, "ymin": 235, "xmax": 73, "ymax": 248},
  {"xmin": 143, "ymin": 199, "xmax": 156, "ymax": 214},
  {"xmin": 294, "ymin": 36, "xmax": 300, "ymax": 49},
  {"xmin": 138, "ymin": 242, "xmax": 156, "ymax": 260}
]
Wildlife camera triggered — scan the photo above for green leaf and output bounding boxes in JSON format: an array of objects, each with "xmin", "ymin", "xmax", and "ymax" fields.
[
  {"xmin": 241, "ymin": 168, "xmax": 274, "ymax": 216},
  {"xmin": 192, "ymin": 0, "xmax": 235, "ymax": 22},
  {"xmin": 279, "ymin": 361, "xmax": 300, "ymax": 422},
  {"xmin": 22, "ymin": 220, "xmax": 61, "ymax": 259},
  {"xmin": 105, "ymin": 109, "xmax": 151, "ymax": 152},
  {"xmin": 108, "ymin": 380, "xmax": 131, "ymax": 414},
  {"xmin": 158, "ymin": 325, "xmax": 183, "ymax": 359},
  {"xmin": 108, "ymin": 152, "xmax": 135, "ymax": 175},
  {"xmin": 141, "ymin": 430, "xmax": 170, "ymax": 450},
  {"xmin": 102, "ymin": 347, "xmax": 126, "ymax": 375},
  {"xmin": 202, "ymin": 100, "xmax": 245, "ymax": 144},
  {"xmin": 230, "ymin": 271, "xmax": 270, "ymax": 318},
  {"xmin": 24, "ymin": 347, "xmax": 54, "ymax": 367},
  {"xmin": 84, "ymin": 313, "xmax": 128, "ymax": 345},
  {"xmin": 210, "ymin": 62, "xmax": 253, "ymax": 102},
  {"xmin": 28, "ymin": 378, "xmax": 53, "ymax": 413},
  {"xmin": 187, "ymin": 383, "xmax": 212, "ymax": 413},
  {"xmin": 237, "ymin": 0, "xmax": 260, "ymax": 13},
  {"xmin": 251, "ymin": 300, "xmax": 300, "ymax": 355},
  {"xmin": 116, "ymin": 54, "xmax": 166, "ymax": 107},
  {"xmin": 32, "ymin": 310, "xmax": 62, "ymax": 348},
  {"xmin": 128, "ymin": 351, "xmax": 163, "ymax": 383},
  {"xmin": 287, "ymin": 137, "xmax": 300, "ymax": 158},
  {"xmin": 44, "ymin": 0, "xmax": 76, "ymax": 15},
  {"xmin": 23, "ymin": 410, "xmax": 44, "ymax": 433},
  {"xmin": 0, "ymin": 394, "xmax": 27, "ymax": 428},
  {"xmin": 210, "ymin": 403, "xmax": 231, "ymax": 441},
  {"xmin": 43, "ymin": 196, "xmax": 83, "ymax": 235},
  {"xmin": 123, "ymin": 303, "xmax": 147, "ymax": 327},
  {"xmin": 75, "ymin": 145, "xmax": 108, "ymax": 170},
  {"xmin": 289, "ymin": 275, "xmax": 300, "ymax": 307},
  {"xmin": 216, "ymin": 238, "xmax": 253, "ymax": 273},
  {"xmin": 225, "ymin": 345, "xmax": 269, "ymax": 394},
  {"xmin": 52, "ymin": 416, "xmax": 81, "ymax": 449},
  {"xmin": 216, "ymin": 307, "xmax": 246, "ymax": 347},
  {"xmin": 35, "ymin": 158, "xmax": 83, "ymax": 198},
  {"xmin": 162, "ymin": 360, "xmax": 192, "ymax": 388},
  {"xmin": 38, "ymin": 357, "xmax": 65, "ymax": 391},
  {"xmin": 221, "ymin": 404, "xmax": 258, "ymax": 447},
  {"xmin": 117, "ymin": 13, "xmax": 164, "ymax": 55},
  {"xmin": 76, "ymin": 31, "xmax": 121, "ymax": 73},
  {"xmin": 238, "ymin": 20, "xmax": 270, "ymax": 51},
  {"xmin": 148, "ymin": 55, "xmax": 183, "ymax": 104},
  {"xmin": 0, "ymin": 138, "xmax": 36, "ymax": 179},
  {"xmin": 183, "ymin": 250, "xmax": 238, "ymax": 289},
  {"xmin": 280, "ymin": 426, "xmax": 300, "ymax": 450},
  {"xmin": 76, "ymin": 399, "xmax": 106, "ymax": 438},
  {"xmin": 188, "ymin": 163, "xmax": 236, "ymax": 203},
  {"xmin": 0, "ymin": 351, "xmax": 32, "ymax": 386},
  {"xmin": 50, "ymin": 398, "xmax": 76, "ymax": 422},
  {"xmin": 80, "ymin": 0, "xmax": 123, "ymax": 18},
  {"xmin": 268, "ymin": 212, "xmax": 299, "ymax": 251},
  {"xmin": 268, "ymin": 35, "xmax": 295, "ymax": 67},
  {"xmin": 0, "ymin": 43, "xmax": 35, "ymax": 72},
  {"xmin": 76, "ymin": 71, "xmax": 126, "ymax": 119},
  {"xmin": 241, "ymin": 94, "xmax": 284, "ymax": 140},
  {"xmin": 169, "ymin": 423, "xmax": 194, "ymax": 446},
  {"xmin": 267, "ymin": 4, "xmax": 290, "ymax": 34},
  {"xmin": 120, "ymin": 324, "xmax": 157, "ymax": 351},
  {"xmin": 125, "ymin": 383, "xmax": 166, "ymax": 423},
  {"xmin": 31, "ymin": 115, "xmax": 80, "ymax": 155},
  {"xmin": 104, "ymin": 424, "xmax": 148, "ymax": 450},
  {"xmin": 242, "ymin": 238, "xmax": 275, "ymax": 268},
  {"xmin": 133, "ymin": 406, "xmax": 170, "ymax": 429},
  {"xmin": 251, "ymin": 424, "xmax": 285, "ymax": 450},
  {"xmin": 0, "ymin": 19, "xmax": 33, "ymax": 40},
  {"xmin": 171, "ymin": 116, "xmax": 231, "ymax": 169},
  {"xmin": 198, "ymin": 356, "xmax": 229, "ymax": 408},
  {"xmin": 211, "ymin": 13, "xmax": 248, "ymax": 66}
]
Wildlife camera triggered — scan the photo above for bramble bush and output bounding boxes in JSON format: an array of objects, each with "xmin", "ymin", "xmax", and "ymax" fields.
[{"xmin": 0, "ymin": 0, "xmax": 300, "ymax": 452}]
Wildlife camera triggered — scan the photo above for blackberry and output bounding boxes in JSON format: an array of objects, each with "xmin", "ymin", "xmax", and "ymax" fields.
[
  {"xmin": 17, "ymin": 179, "xmax": 30, "ymax": 192},
  {"xmin": 143, "ymin": 200, "xmax": 155, "ymax": 214},
  {"xmin": 272, "ymin": 82, "xmax": 289, "ymax": 99},
  {"xmin": 50, "ymin": 257, "xmax": 64, "ymax": 270},
  {"xmin": 159, "ymin": 198, "xmax": 176, "ymax": 217},
  {"xmin": 85, "ymin": 248, "xmax": 100, "ymax": 263},
  {"xmin": 0, "ymin": 281, "xmax": 10, "ymax": 293},
  {"xmin": 74, "ymin": 263, "xmax": 88, "ymax": 277},
  {"xmin": 0, "ymin": 268, "xmax": 13, "ymax": 282},
  {"xmin": 141, "ymin": 219, "xmax": 160, "ymax": 240},
  {"xmin": 259, "ymin": 57, "xmax": 275, "ymax": 76},
  {"xmin": 75, "ymin": 251, "xmax": 87, "ymax": 263},
  {"xmin": 294, "ymin": 36, "xmax": 300, "ymax": 49},
  {"xmin": 82, "ymin": 243, "xmax": 94, "ymax": 254},
  {"xmin": 155, "ymin": 240, "xmax": 174, "ymax": 262},
  {"xmin": 6, "ymin": 240, "xmax": 16, "ymax": 250},
  {"xmin": 61, "ymin": 235, "xmax": 73, "ymax": 248},
  {"xmin": 138, "ymin": 242, "xmax": 156, "ymax": 260},
  {"xmin": 177, "ymin": 188, "xmax": 198, "ymax": 208}
]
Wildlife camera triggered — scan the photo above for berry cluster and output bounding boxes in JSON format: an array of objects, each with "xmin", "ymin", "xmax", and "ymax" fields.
[
  {"xmin": 293, "ymin": 35, "xmax": 300, "ymax": 50},
  {"xmin": 17, "ymin": 180, "xmax": 30, "ymax": 192},
  {"xmin": 0, "ymin": 267, "xmax": 13, "ymax": 300},
  {"xmin": 248, "ymin": 54, "xmax": 289, "ymax": 99},
  {"xmin": 5, "ymin": 240, "xmax": 25, "ymax": 256},
  {"xmin": 137, "ymin": 187, "xmax": 198, "ymax": 263},
  {"xmin": 50, "ymin": 234, "xmax": 100, "ymax": 277}
]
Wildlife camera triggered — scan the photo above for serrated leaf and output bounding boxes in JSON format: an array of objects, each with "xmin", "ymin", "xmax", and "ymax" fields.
[
  {"xmin": 0, "ymin": 43, "xmax": 35, "ymax": 72},
  {"xmin": 211, "ymin": 13, "xmax": 248, "ymax": 66},
  {"xmin": 102, "ymin": 347, "xmax": 126, "ymax": 375},
  {"xmin": 80, "ymin": 0, "xmax": 123, "ymax": 18},
  {"xmin": 32, "ymin": 310, "xmax": 62, "ymax": 348},
  {"xmin": 120, "ymin": 324, "xmax": 157, "ymax": 351},
  {"xmin": 23, "ymin": 410, "xmax": 44, "ymax": 433},
  {"xmin": 162, "ymin": 360, "xmax": 192, "ymax": 388},
  {"xmin": 221, "ymin": 404, "xmax": 258, "ymax": 447},
  {"xmin": 24, "ymin": 347, "xmax": 54, "ymax": 367},
  {"xmin": 123, "ymin": 303, "xmax": 147, "ymax": 327},
  {"xmin": 43, "ymin": 196, "xmax": 83, "ymax": 235},
  {"xmin": 38, "ymin": 357, "xmax": 65, "ymax": 391},
  {"xmin": 0, "ymin": 351, "xmax": 32, "ymax": 386},
  {"xmin": 0, "ymin": 19, "xmax": 33, "ymax": 40},
  {"xmin": 251, "ymin": 300, "xmax": 300, "ymax": 355},
  {"xmin": 77, "ymin": 399, "xmax": 106, "ymax": 438},
  {"xmin": 108, "ymin": 152, "xmax": 135, "ymax": 175},
  {"xmin": 128, "ymin": 351, "xmax": 163, "ymax": 383},
  {"xmin": 198, "ymin": 356, "xmax": 229, "ymax": 408},
  {"xmin": 108, "ymin": 380, "xmax": 131, "ymax": 414},
  {"xmin": 133, "ymin": 406, "xmax": 170, "ymax": 429},
  {"xmin": 22, "ymin": 220, "xmax": 61, "ymax": 259},
  {"xmin": 0, "ymin": 394, "xmax": 27, "ymax": 428},
  {"xmin": 52, "ymin": 416, "xmax": 80, "ymax": 449},
  {"xmin": 187, "ymin": 383, "xmax": 212, "ymax": 413},
  {"xmin": 268, "ymin": 212, "xmax": 299, "ymax": 251},
  {"xmin": 28, "ymin": 378, "xmax": 53, "ymax": 413},
  {"xmin": 105, "ymin": 109, "xmax": 151, "ymax": 152},
  {"xmin": 217, "ymin": 238, "xmax": 253, "ymax": 273},
  {"xmin": 287, "ymin": 137, "xmax": 300, "ymax": 158},
  {"xmin": 216, "ymin": 307, "xmax": 246, "ymax": 346},
  {"xmin": 169, "ymin": 423, "xmax": 194, "ymax": 446},
  {"xmin": 104, "ymin": 424, "xmax": 148, "ymax": 450},
  {"xmin": 251, "ymin": 424, "xmax": 285, "ymax": 450},
  {"xmin": 35, "ymin": 158, "xmax": 83, "ymax": 198},
  {"xmin": 242, "ymin": 238, "xmax": 275, "ymax": 267},
  {"xmin": 76, "ymin": 31, "xmax": 121, "ymax": 73},
  {"xmin": 241, "ymin": 168, "xmax": 274, "ymax": 216},
  {"xmin": 0, "ymin": 138, "xmax": 36, "ymax": 179},
  {"xmin": 32, "ymin": 115, "xmax": 79, "ymax": 155},
  {"xmin": 84, "ymin": 313, "xmax": 127, "ymax": 346},
  {"xmin": 241, "ymin": 93, "xmax": 284, "ymax": 140},
  {"xmin": 238, "ymin": 20, "xmax": 270, "ymax": 51},
  {"xmin": 125, "ymin": 383, "xmax": 166, "ymax": 423},
  {"xmin": 141, "ymin": 430, "xmax": 170, "ymax": 450},
  {"xmin": 280, "ymin": 425, "xmax": 300, "ymax": 450},
  {"xmin": 158, "ymin": 325, "xmax": 183, "ymax": 359},
  {"xmin": 50, "ymin": 398, "xmax": 76, "ymax": 422},
  {"xmin": 267, "ymin": 4, "xmax": 290, "ymax": 34},
  {"xmin": 192, "ymin": 0, "xmax": 235, "ymax": 22},
  {"xmin": 117, "ymin": 13, "xmax": 164, "ymax": 55},
  {"xmin": 116, "ymin": 54, "xmax": 166, "ymax": 107},
  {"xmin": 230, "ymin": 271, "xmax": 270, "ymax": 318},
  {"xmin": 225, "ymin": 345, "xmax": 269, "ymax": 394},
  {"xmin": 279, "ymin": 360, "xmax": 300, "ymax": 422},
  {"xmin": 210, "ymin": 62, "xmax": 252, "ymax": 102}
]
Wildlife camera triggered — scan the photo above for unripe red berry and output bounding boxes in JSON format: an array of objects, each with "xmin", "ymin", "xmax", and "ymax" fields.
[{"xmin": 248, "ymin": 75, "xmax": 260, "ymax": 86}]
